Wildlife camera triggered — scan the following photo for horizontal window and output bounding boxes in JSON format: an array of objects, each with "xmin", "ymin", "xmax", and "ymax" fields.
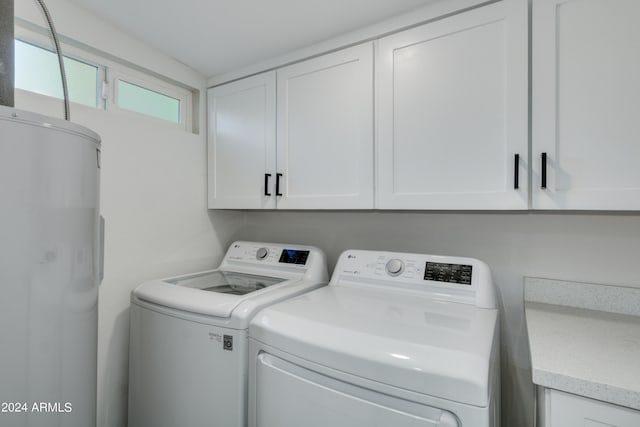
[
  {"xmin": 13, "ymin": 29, "xmax": 196, "ymax": 132},
  {"xmin": 117, "ymin": 79, "xmax": 181, "ymax": 124},
  {"xmin": 14, "ymin": 39, "xmax": 99, "ymax": 108}
]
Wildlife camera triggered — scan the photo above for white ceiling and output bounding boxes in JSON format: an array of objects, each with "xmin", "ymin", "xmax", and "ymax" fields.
[{"xmin": 70, "ymin": 0, "xmax": 438, "ymax": 77}]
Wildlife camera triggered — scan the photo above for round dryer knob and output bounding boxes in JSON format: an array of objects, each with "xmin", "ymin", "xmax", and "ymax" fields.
[
  {"xmin": 385, "ymin": 259, "xmax": 404, "ymax": 276},
  {"xmin": 256, "ymin": 247, "xmax": 269, "ymax": 260}
]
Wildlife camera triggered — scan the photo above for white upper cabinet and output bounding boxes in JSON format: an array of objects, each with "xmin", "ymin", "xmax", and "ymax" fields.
[
  {"xmin": 276, "ymin": 43, "xmax": 374, "ymax": 209},
  {"xmin": 532, "ymin": 0, "xmax": 640, "ymax": 210},
  {"xmin": 208, "ymin": 72, "xmax": 276, "ymax": 209},
  {"xmin": 376, "ymin": 1, "xmax": 528, "ymax": 210}
]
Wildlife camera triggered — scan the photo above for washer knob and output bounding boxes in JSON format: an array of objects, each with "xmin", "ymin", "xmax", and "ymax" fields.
[
  {"xmin": 385, "ymin": 259, "xmax": 404, "ymax": 276},
  {"xmin": 256, "ymin": 247, "xmax": 269, "ymax": 260}
]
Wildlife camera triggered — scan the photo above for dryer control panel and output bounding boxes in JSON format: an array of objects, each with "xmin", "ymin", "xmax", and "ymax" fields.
[{"xmin": 332, "ymin": 250, "xmax": 495, "ymax": 309}]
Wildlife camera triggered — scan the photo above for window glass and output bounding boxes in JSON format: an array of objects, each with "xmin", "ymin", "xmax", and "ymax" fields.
[
  {"xmin": 14, "ymin": 39, "xmax": 98, "ymax": 108},
  {"xmin": 117, "ymin": 80, "xmax": 181, "ymax": 124},
  {"xmin": 13, "ymin": 35, "xmax": 192, "ymax": 130}
]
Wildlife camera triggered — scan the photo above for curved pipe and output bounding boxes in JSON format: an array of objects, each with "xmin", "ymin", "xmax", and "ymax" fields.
[{"xmin": 34, "ymin": 0, "xmax": 70, "ymax": 121}]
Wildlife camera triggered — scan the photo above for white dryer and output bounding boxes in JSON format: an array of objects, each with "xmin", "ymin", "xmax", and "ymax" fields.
[
  {"xmin": 128, "ymin": 241, "xmax": 328, "ymax": 427},
  {"xmin": 249, "ymin": 249, "xmax": 500, "ymax": 427}
]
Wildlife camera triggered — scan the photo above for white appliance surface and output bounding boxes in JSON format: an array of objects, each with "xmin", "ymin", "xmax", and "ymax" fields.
[
  {"xmin": 132, "ymin": 241, "xmax": 328, "ymax": 326},
  {"xmin": 0, "ymin": 106, "xmax": 101, "ymax": 427},
  {"xmin": 128, "ymin": 241, "xmax": 328, "ymax": 427},
  {"xmin": 249, "ymin": 249, "xmax": 500, "ymax": 427}
]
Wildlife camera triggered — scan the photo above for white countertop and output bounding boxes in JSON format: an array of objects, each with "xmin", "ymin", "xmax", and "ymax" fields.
[{"xmin": 525, "ymin": 278, "xmax": 640, "ymax": 410}]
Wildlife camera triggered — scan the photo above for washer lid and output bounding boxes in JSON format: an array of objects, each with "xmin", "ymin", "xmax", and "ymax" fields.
[
  {"xmin": 168, "ymin": 271, "xmax": 282, "ymax": 295},
  {"xmin": 250, "ymin": 285, "xmax": 499, "ymax": 407},
  {"xmin": 134, "ymin": 270, "xmax": 288, "ymax": 318}
]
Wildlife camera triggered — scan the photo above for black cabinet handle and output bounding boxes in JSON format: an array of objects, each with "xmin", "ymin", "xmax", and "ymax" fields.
[
  {"xmin": 276, "ymin": 173, "xmax": 283, "ymax": 196},
  {"xmin": 541, "ymin": 152, "xmax": 547, "ymax": 189},
  {"xmin": 514, "ymin": 154, "xmax": 520, "ymax": 189},
  {"xmin": 264, "ymin": 173, "xmax": 272, "ymax": 196}
]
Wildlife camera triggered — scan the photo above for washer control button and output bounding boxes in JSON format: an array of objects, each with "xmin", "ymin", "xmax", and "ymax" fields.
[
  {"xmin": 386, "ymin": 259, "xmax": 404, "ymax": 276},
  {"xmin": 256, "ymin": 247, "xmax": 269, "ymax": 260}
]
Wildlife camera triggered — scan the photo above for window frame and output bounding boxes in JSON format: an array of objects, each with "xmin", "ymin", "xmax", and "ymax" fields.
[
  {"xmin": 14, "ymin": 36, "xmax": 106, "ymax": 110},
  {"xmin": 14, "ymin": 25, "xmax": 194, "ymax": 131},
  {"xmin": 110, "ymin": 68, "xmax": 192, "ymax": 130}
]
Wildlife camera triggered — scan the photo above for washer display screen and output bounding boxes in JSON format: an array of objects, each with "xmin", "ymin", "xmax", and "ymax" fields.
[
  {"xmin": 424, "ymin": 262, "xmax": 472, "ymax": 285},
  {"xmin": 279, "ymin": 249, "xmax": 309, "ymax": 265}
]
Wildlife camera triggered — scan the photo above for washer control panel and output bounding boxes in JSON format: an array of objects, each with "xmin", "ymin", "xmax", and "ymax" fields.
[
  {"xmin": 278, "ymin": 249, "xmax": 310, "ymax": 265},
  {"xmin": 385, "ymin": 259, "xmax": 405, "ymax": 276},
  {"xmin": 225, "ymin": 242, "xmax": 310, "ymax": 267},
  {"xmin": 218, "ymin": 241, "xmax": 328, "ymax": 283},
  {"xmin": 256, "ymin": 247, "xmax": 269, "ymax": 260}
]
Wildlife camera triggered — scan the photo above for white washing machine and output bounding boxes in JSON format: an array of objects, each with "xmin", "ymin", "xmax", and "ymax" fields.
[
  {"xmin": 249, "ymin": 249, "xmax": 500, "ymax": 427},
  {"xmin": 128, "ymin": 241, "xmax": 328, "ymax": 427}
]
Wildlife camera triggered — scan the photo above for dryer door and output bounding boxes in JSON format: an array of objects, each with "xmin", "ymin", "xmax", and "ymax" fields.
[{"xmin": 253, "ymin": 352, "xmax": 459, "ymax": 427}]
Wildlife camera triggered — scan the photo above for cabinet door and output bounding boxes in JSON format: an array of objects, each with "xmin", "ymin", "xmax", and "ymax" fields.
[
  {"xmin": 276, "ymin": 44, "xmax": 374, "ymax": 209},
  {"xmin": 376, "ymin": 1, "xmax": 528, "ymax": 210},
  {"xmin": 532, "ymin": 0, "xmax": 640, "ymax": 210},
  {"xmin": 546, "ymin": 389, "xmax": 640, "ymax": 427},
  {"xmin": 207, "ymin": 72, "xmax": 276, "ymax": 209}
]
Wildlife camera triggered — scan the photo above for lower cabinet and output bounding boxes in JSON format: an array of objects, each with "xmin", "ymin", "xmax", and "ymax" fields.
[{"xmin": 538, "ymin": 388, "xmax": 640, "ymax": 427}]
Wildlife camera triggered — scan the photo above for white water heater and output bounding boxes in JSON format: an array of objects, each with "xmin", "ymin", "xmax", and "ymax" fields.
[{"xmin": 0, "ymin": 106, "xmax": 101, "ymax": 427}]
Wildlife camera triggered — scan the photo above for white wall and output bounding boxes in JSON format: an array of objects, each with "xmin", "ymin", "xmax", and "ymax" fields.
[
  {"xmin": 14, "ymin": 1, "xmax": 245, "ymax": 426},
  {"xmin": 230, "ymin": 210, "xmax": 640, "ymax": 427},
  {"xmin": 15, "ymin": 0, "xmax": 202, "ymax": 87}
]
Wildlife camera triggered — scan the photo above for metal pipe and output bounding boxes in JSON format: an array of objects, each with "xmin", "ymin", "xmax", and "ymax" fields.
[
  {"xmin": 0, "ymin": 0, "xmax": 14, "ymax": 107},
  {"xmin": 34, "ymin": 0, "xmax": 70, "ymax": 121}
]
